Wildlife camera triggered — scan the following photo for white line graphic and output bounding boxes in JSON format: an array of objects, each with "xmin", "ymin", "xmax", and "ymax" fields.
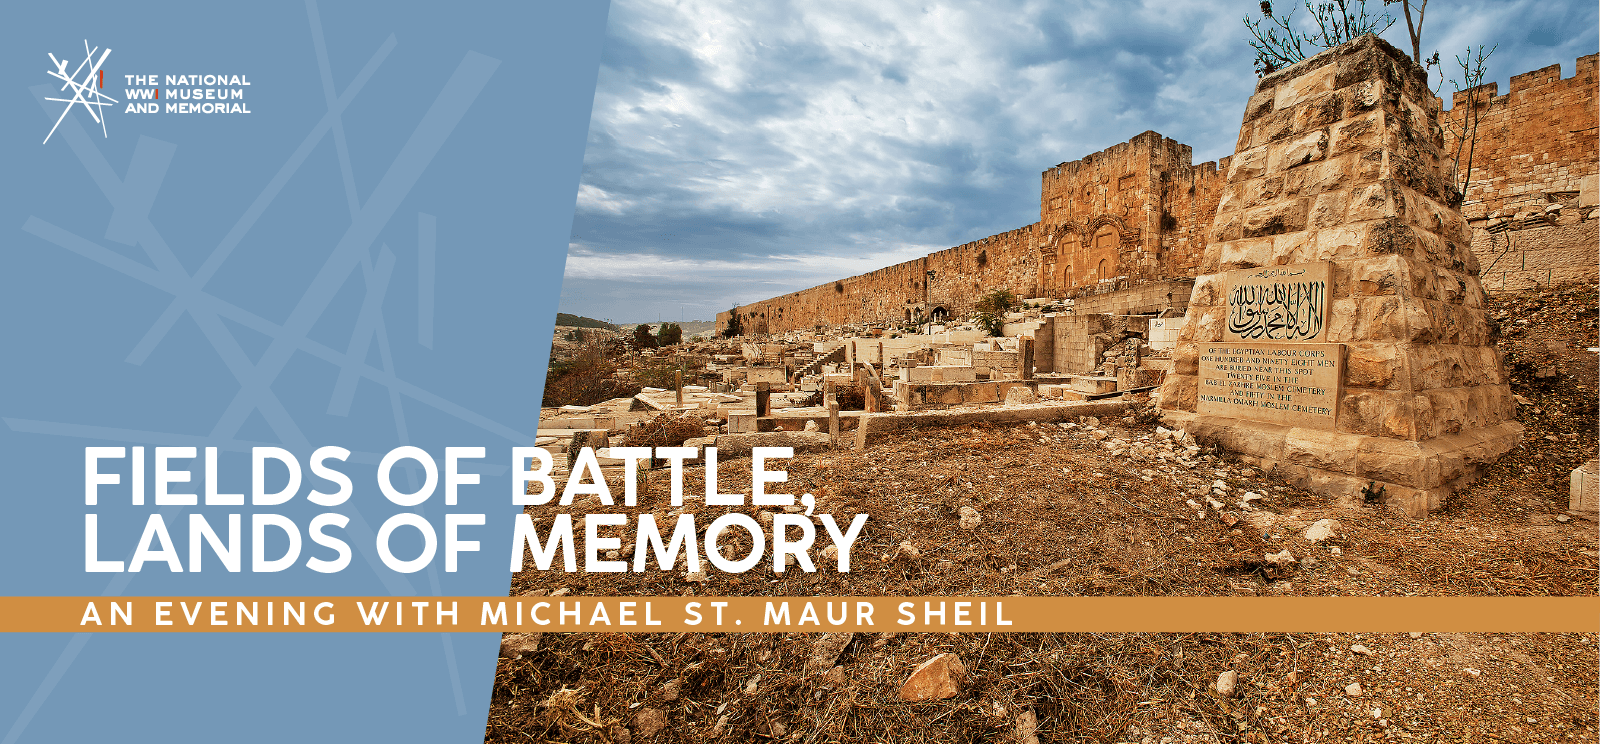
[{"xmin": 43, "ymin": 40, "xmax": 118, "ymax": 144}]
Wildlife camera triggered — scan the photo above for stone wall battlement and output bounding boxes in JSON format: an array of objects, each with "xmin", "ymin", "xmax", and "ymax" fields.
[{"xmin": 1445, "ymin": 53, "xmax": 1598, "ymax": 218}]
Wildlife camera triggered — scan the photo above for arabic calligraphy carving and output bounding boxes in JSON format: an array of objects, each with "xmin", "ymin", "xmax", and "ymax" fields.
[{"xmin": 1223, "ymin": 262, "xmax": 1331, "ymax": 342}]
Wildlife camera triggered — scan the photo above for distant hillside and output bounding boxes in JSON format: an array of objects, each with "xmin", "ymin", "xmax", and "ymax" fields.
[
  {"xmin": 555, "ymin": 313, "xmax": 619, "ymax": 330},
  {"xmin": 618, "ymin": 320, "xmax": 719, "ymax": 338}
]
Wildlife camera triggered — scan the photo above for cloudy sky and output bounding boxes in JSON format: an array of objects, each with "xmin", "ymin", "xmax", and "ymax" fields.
[{"xmin": 558, "ymin": 0, "xmax": 1597, "ymax": 325}]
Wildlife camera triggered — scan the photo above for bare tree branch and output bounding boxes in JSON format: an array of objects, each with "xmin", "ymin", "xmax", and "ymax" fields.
[{"xmin": 1244, "ymin": 1, "xmax": 1397, "ymax": 76}]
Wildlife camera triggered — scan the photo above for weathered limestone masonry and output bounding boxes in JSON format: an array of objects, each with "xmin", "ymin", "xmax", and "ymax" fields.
[
  {"xmin": 1443, "ymin": 54, "xmax": 1599, "ymax": 291},
  {"xmin": 719, "ymin": 224, "xmax": 1038, "ymax": 335},
  {"xmin": 718, "ymin": 132, "xmax": 1230, "ymax": 336},
  {"xmin": 1157, "ymin": 35, "xmax": 1522, "ymax": 517},
  {"xmin": 1037, "ymin": 131, "xmax": 1229, "ymax": 296}
]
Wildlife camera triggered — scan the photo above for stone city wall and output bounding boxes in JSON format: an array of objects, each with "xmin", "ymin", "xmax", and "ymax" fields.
[
  {"xmin": 1443, "ymin": 53, "xmax": 1598, "ymax": 291},
  {"xmin": 1036, "ymin": 131, "xmax": 1230, "ymax": 296},
  {"xmin": 1070, "ymin": 278, "xmax": 1197, "ymax": 316},
  {"xmin": 719, "ymin": 224, "xmax": 1040, "ymax": 335},
  {"xmin": 719, "ymin": 130, "xmax": 1230, "ymax": 336},
  {"xmin": 718, "ymin": 54, "xmax": 1597, "ymax": 337}
]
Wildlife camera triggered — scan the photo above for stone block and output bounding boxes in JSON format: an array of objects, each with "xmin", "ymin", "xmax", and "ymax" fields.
[
  {"xmin": 1422, "ymin": 387, "xmax": 1472, "ymax": 437},
  {"xmin": 1326, "ymin": 296, "xmax": 1410, "ymax": 344},
  {"xmin": 1580, "ymin": 175, "xmax": 1598, "ymax": 209},
  {"xmin": 1215, "ymin": 419, "xmax": 1290, "ymax": 461},
  {"xmin": 1312, "ymin": 223, "xmax": 1367, "ymax": 262},
  {"xmin": 1337, "ymin": 253, "xmax": 1414, "ymax": 298},
  {"xmin": 1217, "ymin": 236, "xmax": 1277, "ymax": 269},
  {"xmin": 1346, "ymin": 182, "xmax": 1403, "ymax": 222},
  {"xmin": 1209, "ymin": 210, "xmax": 1243, "ymax": 246},
  {"xmin": 1189, "ymin": 273, "xmax": 1225, "ymax": 307},
  {"xmin": 1275, "ymin": 63, "xmax": 1337, "ymax": 110},
  {"xmin": 1241, "ymin": 198, "xmax": 1310, "ymax": 238},
  {"xmin": 1308, "ymin": 191, "xmax": 1348, "ymax": 229},
  {"xmin": 965, "ymin": 383, "xmax": 999, "ymax": 404},
  {"xmin": 933, "ymin": 366, "xmax": 977, "ymax": 382},
  {"xmin": 1295, "ymin": 152, "xmax": 1358, "ymax": 197},
  {"xmin": 1336, "ymin": 389, "xmax": 1420, "ymax": 440},
  {"xmin": 1037, "ymin": 384, "xmax": 1069, "ymax": 399},
  {"xmin": 1171, "ymin": 344, "xmax": 1199, "ymax": 375},
  {"xmin": 1329, "ymin": 110, "xmax": 1382, "ymax": 156},
  {"xmin": 1160, "ymin": 374, "xmax": 1198, "ymax": 411},
  {"xmin": 1408, "ymin": 345, "xmax": 1475, "ymax": 389},
  {"xmin": 1242, "ymin": 173, "xmax": 1286, "ymax": 209},
  {"xmin": 1570, "ymin": 460, "xmax": 1598, "ymax": 513},
  {"xmin": 1355, "ymin": 436, "xmax": 1426, "ymax": 486},
  {"xmin": 1251, "ymin": 109, "xmax": 1297, "ymax": 148},
  {"xmin": 1191, "ymin": 305, "xmax": 1226, "ymax": 342},
  {"xmin": 1243, "ymin": 88, "xmax": 1276, "ymax": 122},
  {"xmin": 1265, "ymin": 229, "xmax": 1315, "ymax": 265},
  {"xmin": 1344, "ymin": 343, "xmax": 1405, "ymax": 389},
  {"xmin": 747, "ymin": 367, "xmax": 786, "ymax": 384},
  {"xmin": 1283, "ymin": 428, "xmax": 1361, "ymax": 474},
  {"xmin": 1274, "ymin": 130, "xmax": 1329, "ymax": 171},
  {"xmin": 1292, "ymin": 91, "xmax": 1344, "ymax": 132},
  {"xmin": 1069, "ymin": 376, "xmax": 1118, "ymax": 395},
  {"xmin": 727, "ymin": 411, "xmax": 758, "ymax": 433},
  {"xmin": 1229, "ymin": 145, "xmax": 1268, "ymax": 181}
]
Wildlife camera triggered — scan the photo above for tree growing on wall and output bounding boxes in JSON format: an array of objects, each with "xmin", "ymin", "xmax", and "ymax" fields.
[
  {"xmin": 1384, "ymin": 0, "xmax": 1430, "ymax": 66},
  {"xmin": 1244, "ymin": 1, "xmax": 1396, "ymax": 75},
  {"xmin": 974, "ymin": 289, "xmax": 1019, "ymax": 337},
  {"xmin": 1442, "ymin": 44, "xmax": 1498, "ymax": 202},
  {"xmin": 722, "ymin": 306, "xmax": 743, "ymax": 338}
]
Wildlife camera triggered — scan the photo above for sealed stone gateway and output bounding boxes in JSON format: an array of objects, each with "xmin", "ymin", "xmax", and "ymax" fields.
[{"xmin": 1158, "ymin": 35, "xmax": 1522, "ymax": 516}]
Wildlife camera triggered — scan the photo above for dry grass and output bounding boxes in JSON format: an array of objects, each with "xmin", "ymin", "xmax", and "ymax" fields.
[{"xmin": 489, "ymin": 286, "xmax": 1600, "ymax": 743}]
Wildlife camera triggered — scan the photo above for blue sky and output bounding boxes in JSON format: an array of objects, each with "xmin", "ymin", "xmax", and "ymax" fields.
[{"xmin": 558, "ymin": 0, "xmax": 1598, "ymax": 325}]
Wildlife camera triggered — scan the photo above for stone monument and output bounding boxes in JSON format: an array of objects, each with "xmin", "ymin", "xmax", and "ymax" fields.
[{"xmin": 1157, "ymin": 35, "xmax": 1522, "ymax": 516}]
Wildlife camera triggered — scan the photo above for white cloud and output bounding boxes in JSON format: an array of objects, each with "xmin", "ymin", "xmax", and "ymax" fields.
[{"xmin": 562, "ymin": 0, "xmax": 1597, "ymax": 322}]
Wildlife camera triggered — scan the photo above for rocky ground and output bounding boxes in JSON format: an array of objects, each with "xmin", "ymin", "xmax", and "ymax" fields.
[{"xmin": 486, "ymin": 285, "xmax": 1599, "ymax": 743}]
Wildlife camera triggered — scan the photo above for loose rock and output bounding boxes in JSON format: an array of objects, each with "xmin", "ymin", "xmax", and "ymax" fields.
[
  {"xmin": 1014, "ymin": 708, "xmax": 1041, "ymax": 744},
  {"xmin": 804, "ymin": 632, "xmax": 854, "ymax": 675},
  {"xmin": 1304, "ymin": 519, "xmax": 1341, "ymax": 542},
  {"xmin": 1004, "ymin": 386, "xmax": 1039, "ymax": 406},
  {"xmin": 900, "ymin": 653, "xmax": 967, "ymax": 701},
  {"xmin": 1216, "ymin": 670, "xmax": 1238, "ymax": 698},
  {"xmin": 499, "ymin": 632, "xmax": 542, "ymax": 657},
  {"xmin": 633, "ymin": 708, "xmax": 667, "ymax": 738}
]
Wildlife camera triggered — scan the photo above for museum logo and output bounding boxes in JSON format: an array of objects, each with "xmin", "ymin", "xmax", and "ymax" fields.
[
  {"xmin": 43, "ymin": 38, "xmax": 255, "ymax": 144},
  {"xmin": 43, "ymin": 40, "xmax": 116, "ymax": 144}
]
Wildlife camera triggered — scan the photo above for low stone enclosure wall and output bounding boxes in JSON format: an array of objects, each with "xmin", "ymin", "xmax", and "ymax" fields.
[
  {"xmin": 1157, "ymin": 36, "xmax": 1521, "ymax": 516},
  {"xmin": 1472, "ymin": 214, "xmax": 1599, "ymax": 292}
]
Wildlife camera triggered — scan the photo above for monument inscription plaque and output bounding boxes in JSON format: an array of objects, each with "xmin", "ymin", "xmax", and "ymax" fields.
[
  {"xmin": 1224, "ymin": 262, "xmax": 1331, "ymax": 342},
  {"xmin": 1196, "ymin": 342, "xmax": 1344, "ymax": 427}
]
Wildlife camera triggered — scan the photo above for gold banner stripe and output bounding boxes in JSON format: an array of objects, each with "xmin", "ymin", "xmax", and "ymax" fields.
[{"xmin": 4, "ymin": 597, "xmax": 1597, "ymax": 633}]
